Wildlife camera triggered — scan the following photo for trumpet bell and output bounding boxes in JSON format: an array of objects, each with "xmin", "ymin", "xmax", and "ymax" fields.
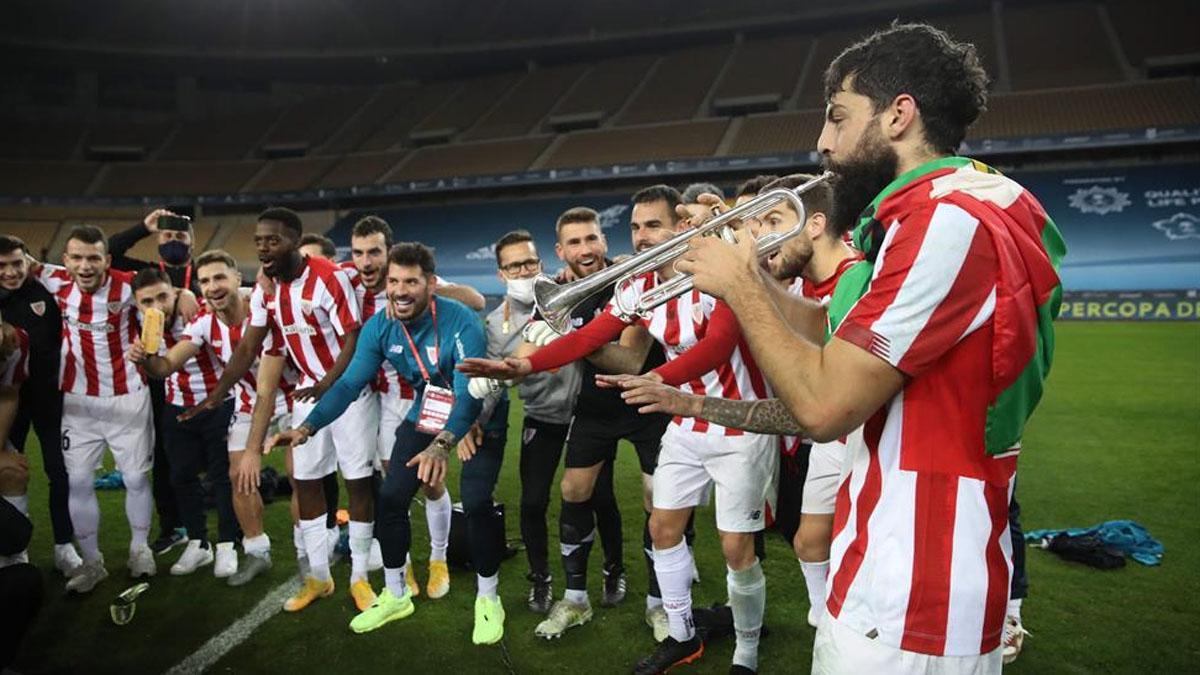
[{"xmin": 532, "ymin": 275, "xmax": 575, "ymax": 335}]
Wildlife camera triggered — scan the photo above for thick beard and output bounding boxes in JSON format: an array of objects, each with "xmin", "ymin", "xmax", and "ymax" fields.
[{"xmin": 825, "ymin": 124, "xmax": 900, "ymax": 237}]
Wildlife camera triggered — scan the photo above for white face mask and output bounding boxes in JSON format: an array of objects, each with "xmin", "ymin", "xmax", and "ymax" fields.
[{"xmin": 506, "ymin": 276, "xmax": 536, "ymax": 304}]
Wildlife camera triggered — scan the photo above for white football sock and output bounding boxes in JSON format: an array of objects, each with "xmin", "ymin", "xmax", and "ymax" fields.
[
  {"xmin": 425, "ymin": 491, "xmax": 451, "ymax": 562},
  {"xmin": 385, "ymin": 565, "xmax": 407, "ymax": 598},
  {"xmin": 800, "ymin": 559, "xmax": 829, "ymax": 621},
  {"xmin": 477, "ymin": 572, "xmax": 499, "ymax": 600},
  {"xmin": 348, "ymin": 520, "xmax": 373, "ymax": 583},
  {"xmin": 646, "ymin": 594, "xmax": 663, "ymax": 610},
  {"xmin": 67, "ymin": 471, "xmax": 102, "ymax": 562},
  {"xmin": 1008, "ymin": 597, "xmax": 1023, "ymax": 620},
  {"xmin": 654, "ymin": 540, "xmax": 696, "ymax": 642},
  {"xmin": 122, "ymin": 471, "xmax": 152, "ymax": 549},
  {"xmin": 728, "ymin": 560, "xmax": 766, "ymax": 671},
  {"xmin": 293, "ymin": 525, "xmax": 310, "ymax": 577},
  {"xmin": 300, "ymin": 517, "xmax": 331, "ymax": 582},
  {"xmin": 243, "ymin": 533, "xmax": 270, "ymax": 557},
  {"xmin": 564, "ymin": 589, "xmax": 589, "ymax": 605}
]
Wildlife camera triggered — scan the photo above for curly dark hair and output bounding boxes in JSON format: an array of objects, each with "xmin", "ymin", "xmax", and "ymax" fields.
[{"xmin": 824, "ymin": 22, "xmax": 989, "ymax": 155}]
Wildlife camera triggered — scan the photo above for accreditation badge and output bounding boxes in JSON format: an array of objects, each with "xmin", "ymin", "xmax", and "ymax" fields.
[{"xmin": 416, "ymin": 384, "xmax": 455, "ymax": 435}]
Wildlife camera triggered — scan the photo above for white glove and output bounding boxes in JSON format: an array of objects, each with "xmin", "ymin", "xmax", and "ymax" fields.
[
  {"xmin": 523, "ymin": 320, "xmax": 564, "ymax": 347},
  {"xmin": 467, "ymin": 377, "xmax": 502, "ymax": 400}
]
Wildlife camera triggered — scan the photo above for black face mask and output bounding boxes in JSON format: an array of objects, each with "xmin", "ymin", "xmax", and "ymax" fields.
[
  {"xmin": 159, "ymin": 241, "xmax": 191, "ymax": 266},
  {"xmin": 824, "ymin": 121, "xmax": 899, "ymax": 237}
]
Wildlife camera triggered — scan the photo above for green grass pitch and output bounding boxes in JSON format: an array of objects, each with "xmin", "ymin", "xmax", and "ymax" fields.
[{"xmin": 11, "ymin": 322, "xmax": 1200, "ymax": 673}]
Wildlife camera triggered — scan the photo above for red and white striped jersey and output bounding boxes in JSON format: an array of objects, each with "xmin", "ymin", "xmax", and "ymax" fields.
[
  {"xmin": 341, "ymin": 263, "xmax": 415, "ymax": 402},
  {"xmin": 0, "ymin": 325, "xmax": 30, "ymax": 388},
  {"xmin": 609, "ymin": 273, "xmax": 768, "ymax": 435},
  {"xmin": 162, "ymin": 313, "xmax": 223, "ymax": 408},
  {"xmin": 827, "ymin": 200, "xmax": 1015, "ymax": 657},
  {"xmin": 36, "ymin": 265, "xmax": 145, "ymax": 397},
  {"xmin": 182, "ymin": 307, "xmax": 293, "ymax": 416},
  {"xmin": 250, "ymin": 256, "xmax": 360, "ymax": 388}
]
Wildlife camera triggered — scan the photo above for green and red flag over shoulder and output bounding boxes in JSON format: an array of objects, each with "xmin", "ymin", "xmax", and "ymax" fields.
[{"xmin": 847, "ymin": 156, "xmax": 1066, "ymax": 455}]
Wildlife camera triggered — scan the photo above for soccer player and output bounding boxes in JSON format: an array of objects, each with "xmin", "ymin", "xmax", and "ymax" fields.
[
  {"xmin": 472, "ymin": 205, "xmax": 671, "ymax": 641},
  {"xmin": 668, "ymin": 23, "xmax": 1064, "ymax": 674},
  {"xmin": 467, "ymin": 227, "xmax": 624, "ymax": 615},
  {"xmin": 460, "ymin": 186, "xmax": 776, "ymax": 674},
  {"xmin": 109, "ymin": 208, "xmax": 202, "ymax": 554},
  {"xmin": 299, "ymin": 233, "xmax": 338, "ymax": 262},
  {"xmin": 0, "ymin": 235, "xmax": 82, "ymax": 574},
  {"xmin": 126, "ymin": 253, "xmax": 292, "ymax": 583},
  {"xmin": 270, "ymin": 242, "xmax": 508, "ymax": 645},
  {"xmin": 615, "ymin": 173, "xmax": 867, "ymax": 629},
  {"xmin": 126, "ymin": 268, "xmax": 237, "ymax": 578},
  {"xmin": 188, "ymin": 207, "xmax": 373, "ymax": 612},
  {"xmin": 32, "ymin": 225, "xmax": 164, "ymax": 593}
]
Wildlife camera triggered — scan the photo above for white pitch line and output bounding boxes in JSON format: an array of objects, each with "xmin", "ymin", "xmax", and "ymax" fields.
[{"xmin": 164, "ymin": 577, "xmax": 298, "ymax": 675}]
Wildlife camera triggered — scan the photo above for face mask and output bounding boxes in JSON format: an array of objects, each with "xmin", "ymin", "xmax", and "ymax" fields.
[
  {"xmin": 159, "ymin": 241, "xmax": 191, "ymax": 266},
  {"xmin": 506, "ymin": 277, "xmax": 536, "ymax": 304}
]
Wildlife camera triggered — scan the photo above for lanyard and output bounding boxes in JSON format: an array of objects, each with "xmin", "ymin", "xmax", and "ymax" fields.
[
  {"xmin": 161, "ymin": 261, "xmax": 192, "ymax": 290},
  {"xmin": 398, "ymin": 299, "xmax": 448, "ymax": 387}
]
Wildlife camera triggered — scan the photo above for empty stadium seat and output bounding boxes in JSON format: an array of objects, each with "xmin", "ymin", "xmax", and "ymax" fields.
[
  {"xmin": 0, "ymin": 119, "xmax": 86, "ymax": 160},
  {"xmin": 711, "ymin": 35, "xmax": 812, "ymax": 113},
  {"xmin": 394, "ymin": 137, "xmax": 552, "ymax": 180},
  {"xmin": 244, "ymin": 157, "xmax": 339, "ymax": 193},
  {"xmin": 543, "ymin": 119, "xmax": 729, "ymax": 169},
  {"xmin": 95, "ymin": 161, "xmax": 263, "ymax": 196},
  {"xmin": 0, "ymin": 161, "xmax": 100, "ymax": 197},
  {"xmin": 359, "ymin": 82, "xmax": 460, "ymax": 152},
  {"xmin": 263, "ymin": 91, "xmax": 371, "ymax": 151},
  {"xmin": 320, "ymin": 152, "xmax": 408, "ymax": 188},
  {"xmin": 463, "ymin": 64, "xmax": 588, "ymax": 140},
  {"xmin": 617, "ymin": 44, "xmax": 733, "ymax": 125},
  {"xmin": 1004, "ymin": 1, "xmax": 1125, "ymax": 90},
  {"xmin": 0, "ymin": 220, "xmax": 62, "ymax": 256},
  {"xmin": 86, "ymin": 118, "xmax": 175, "ymax": 157},
  {"xmin": 158, "ymin": 109, "xmax": 282, "ymax": 160},
  {"xmin": 726, "ymin": 109, "xmax": 825, "ymax": 156},
  {"xmin": 549, "ymin": 54, "xmax": 658, "ymax": 122},
  {"xmin": 322, "ymin": 85, "xmax": 419, "ymax": 154},
  {"xmin": 410, "ymin": 72, "xmax": 522, "ymax": 139},
  {"xmin": 1106, "ymin": 0, "xmax": 1200, "ymax": 66}
]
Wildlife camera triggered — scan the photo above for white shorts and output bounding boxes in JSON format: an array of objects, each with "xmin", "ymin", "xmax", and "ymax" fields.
[
  {"xmin": 803, "ymin": 427, "xmax": 863, "ymax": 515},
  {"xmin": 652, "ymin": 425, "xmax": 778, "ymax": 533},
  {"xmin": 376, "ymin": 394, "xmax": 415, "ymax": 468},
  {"xmin": 291, "ymin": 391, "xmax": 377, "ymax": 481},
  {"xmin": 227, "ymin": 411, "xmax": 292, "ymax": 454},
  {"xmin": 62, "ymin": 389, "xmax": 154, "ymax": 477},
  {"xmin": 812, "ymin": 615, "xmax": 1002, "ymax": 675}
]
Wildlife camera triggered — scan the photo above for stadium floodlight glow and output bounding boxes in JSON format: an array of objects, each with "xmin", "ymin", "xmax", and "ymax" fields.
[{"xmin": 533, "ymin": 171, "xmax": 832, "ymax": 332}]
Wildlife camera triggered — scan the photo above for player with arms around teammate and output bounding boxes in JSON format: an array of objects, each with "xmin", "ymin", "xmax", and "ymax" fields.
[
  {"xmin": 31, "ymin": 226, "xmax": 166, "ymax": 593},
  {"xmin": 272, "ymin": 242, "xmax": 509, "ymax": 644},
  {"xmin": 672, "ymin": 23, "xmax": 1064, "ymax": 674}
]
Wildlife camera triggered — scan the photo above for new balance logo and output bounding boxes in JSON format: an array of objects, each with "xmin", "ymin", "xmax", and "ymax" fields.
[
  {"xmin": 388, "ymin": 345, "xmax": 404, "ymax": 354},
  {"xmin": 748, "ymin": 510, "xmax": 762, "ymax": 521}
]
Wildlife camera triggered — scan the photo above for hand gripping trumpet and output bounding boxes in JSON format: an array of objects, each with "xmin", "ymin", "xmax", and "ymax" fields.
[{"xmin": 533, "ymin": 171, "xmax": 832, "ymax": 333}]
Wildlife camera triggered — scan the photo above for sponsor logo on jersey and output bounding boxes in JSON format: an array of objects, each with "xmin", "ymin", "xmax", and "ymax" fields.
[
  {"xmin": 388, "ymin": 344, "xmax": 404, "ymax": 355},
  {"xmin": 67, "ymin": 316, "xmax": 116, "ymax": 332},
  {"xmin": 281, "ymin": 324, "xmax": 317, "ymax": 336}
]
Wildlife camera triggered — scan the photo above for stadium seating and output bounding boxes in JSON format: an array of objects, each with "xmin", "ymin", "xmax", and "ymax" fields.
[
  {"xmin": 319, "ymin": 152, "xmax": 408, "ymax": 188},
  {"xmin": 158, "ymin": 109, "xmax": 282, "ymax": 160},
  {"xmin": 321, "ymin": 85, "xmax": 420, "ymax": 154},
  {"xmin": 548, "ymin": 54, "xmax": 658, "ymax": 123},
  {"xmin": 357, "ymin": 82, "xmax": 460, "ymax": 152},
  {"xmin": 394, "ymin": 137, "xmax": 552, "ymax": 180},
  {"xmin": 410, "ymin": 72, "xmax": 523, "ymax": 140},
  {"xmin": 0, "ymin": 118, "xmax": 86, "ymax": 160},
  {"xmin": 85, "ymin": 118, "xmax": 176, "ymax": 157},
  {"xmin": 616, "ymin": 44, "xmax": 733, "ymax": 125},
  {"xmin": 0, "ymin": 160, "xmax": 100, "ymax": 197},
  {"xmin": 1106, "ymin": 0, "xmax": 1200, "ymax": 66},
  {"xmin": 543, "ymin": 119, "xmax": 729, "ymax": 169},
  {"xmin": 1004, "ymin": 1, "xmax": 1125, "ymax": 90},
  {"xmin": 96, "ymin": 161, "xmax": 263, "ymax": 196},
  {"xmin": 0, "ymin": 220, "xmax": 63, "ymax": 257},
  {"xmin": 725, "ymin": 109, "xmax": 825, "ymax": 157},
  {"xmin": 262, "ymin": 91, "xmax": 372, "ymax": 151},
  {"xmin": 711, "ymin": 35, "xmax": 812, "ymax": 112},
  {"xmin": 243, "ymin": 157, "xmax": 340, "ymax": 193},
  {"xmin": 463, "ymin": 64, "xmax": 588, "ymax": 140}
]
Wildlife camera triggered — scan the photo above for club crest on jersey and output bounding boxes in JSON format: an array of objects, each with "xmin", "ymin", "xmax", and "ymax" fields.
[
  {"xmin": 299, "ymin": 299, "xmax": 314, "ymax": 315},
  {"xmin": 29, "ymin": 301, "xmax": 45, "ymax": 316},
  {"xmin": 691, "ymin": 303, "xmax": 704, "ymax": 326},
  {"xmin": 107, "ymin": 301, "xmax": 125, "ymax": 314},
  {"xmin": 425, "ymin": 346, "xmax": 438, "ymax": 363},
  {"xmin": 523, "ymin": 427, "xmax": 537, "ymax": 444}
]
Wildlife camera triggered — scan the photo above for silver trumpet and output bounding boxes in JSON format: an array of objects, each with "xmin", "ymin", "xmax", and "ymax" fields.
[{"xmin": 534, "ymin": 171, "xmax": 832, "ymax": 333}]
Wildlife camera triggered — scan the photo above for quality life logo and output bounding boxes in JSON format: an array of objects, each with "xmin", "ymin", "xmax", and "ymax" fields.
[
  {"xmin": 1151, "ymin": 212, "xmax": 1200, "ymax": 241},
  {"xmin": 1067, "ymin": 185, "xmax": 1132, "ymax": 215}
]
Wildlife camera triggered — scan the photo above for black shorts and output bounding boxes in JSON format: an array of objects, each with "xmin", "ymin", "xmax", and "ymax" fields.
[
  {"xmin": 565, "ymin": 410, "xmax": 669, "ymax": 476},
  {"xmin": 772, "ymin": 442, "xmax": 811, "ymax": 544}
]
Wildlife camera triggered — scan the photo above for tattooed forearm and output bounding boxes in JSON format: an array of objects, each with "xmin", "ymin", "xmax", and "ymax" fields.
[{"xmin": 699, "ymin": 397, "xmax": 806, "ymax": 435}]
